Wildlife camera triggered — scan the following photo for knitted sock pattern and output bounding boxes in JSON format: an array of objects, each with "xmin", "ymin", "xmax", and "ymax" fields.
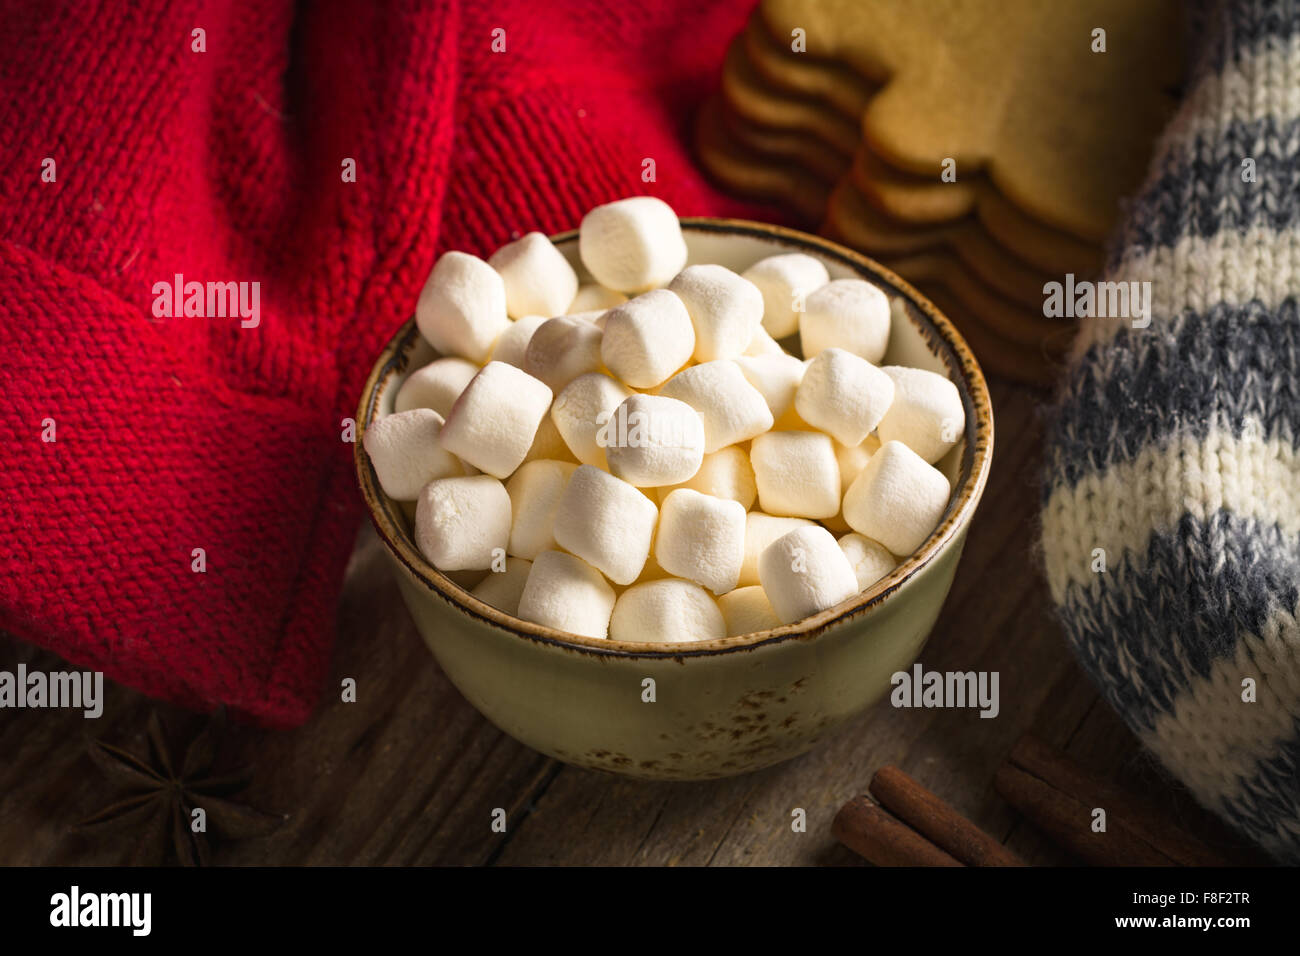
[{"xmin": 1042, "ymin": 0, "xmax": 1300, "ymax": 861}]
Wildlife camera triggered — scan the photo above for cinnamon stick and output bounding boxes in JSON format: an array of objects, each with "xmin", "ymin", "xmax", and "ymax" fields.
[
  {"xmin": 832, "ymin": 795, "xmax": 965, "ymax": 867},
  {"xmin": 870, "ymin": 766, "xmax": 1025, "ymax": 866},
  {"xmin": 996, "ymin": 735, "xmax": 1233, "ymax": 867}
]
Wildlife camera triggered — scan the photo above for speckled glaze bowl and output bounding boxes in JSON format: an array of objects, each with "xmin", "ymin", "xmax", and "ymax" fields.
[{"xmin": 356, "ymin": 219, "xmax": 993, "ymax": 780}]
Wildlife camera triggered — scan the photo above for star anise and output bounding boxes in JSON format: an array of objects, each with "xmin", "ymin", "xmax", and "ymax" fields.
[{"xmin": 75, "ymin": 709, "xmax": 286, "ymax": 866}]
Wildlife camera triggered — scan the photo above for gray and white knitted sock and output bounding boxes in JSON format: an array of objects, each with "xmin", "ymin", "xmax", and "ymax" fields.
[{"xmin": 1041, "ymin": 0, "xmax": 1300, "ymax": 862}]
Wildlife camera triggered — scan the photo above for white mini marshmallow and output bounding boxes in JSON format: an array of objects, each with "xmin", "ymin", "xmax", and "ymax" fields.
[
  {"xmin": 604, "ymin": 393, "xmax": 705, "ymax": 487},
  {"xmin": 876, "ymin": 366, "xmax": 965, "ymax": 464},
  {"xmin": 742, "ymin": 253, "xmax": 830, "ymax": 338},
  {"xmin": 795, "ymin": 348, "xmax": 895, "ymax": 446},
  {"xmin": 552, "ymin": 465, "xmax": 659, "ymax": 585},
  {"xmin": 717, "ymin": 586, "xmax": 782, "ymax": 636},
  {"xmin": 800, "ymin": 278, "xmax": 891, "ymax": 362},
  {"xmin": 522, "ymin": 411, "xmax": 577, "ymax": 464},
  {"xmin": 488, "ymin": 232, "xmax": 578, "ymax": 318},
  {"xmin": 758, "ymin": 525, "xmax": 860, "ymax": 624},
  {"xmin": 578, "ymin": 196, "xmax": 688, "ymax": 293},
  {"xmin": 658, "ymin": 360, "xmax": 773, "ymax": 453},
  {"xmin": 567, "ymin": 283, "xmax": 627, "ymax": 314},
  {"xmin": 740, "ymin": 512, "xmax": 814, "ymax": 586},
  {"xmin": 735, "ymin": 353, "xmax": 807, "ymax": 421},
  {"xmin": 394, "ymin": 356, "xmax": 480, "ymax": 417},
  {"xmin": 749, "ymin": 430, "xmax": 841, "ymax": 518},
  {"xmin": 489, "ymin": 314, "xmax": 547, "ymax": 368},
  {"xmin": 655, "ymin": 489, "xmax": 746, "ymax": 595},
  {"xmin": 668, "ymin": 264, "xmax": 765, "ymax": 362},
  {"xmin": 838, "ymin": 532, "xmax": 896, "ymax": 590},
  {"xmin": 363, "ymin": 408, "xmax": 464, "ymax": 500},
  {"xmin": 551, "ymin": 372, "xmax": 633, "ymax": 468},
  {"xmin": 600, "ymin": 289, "xmax": 695, "ymax": 388},
  {"xmin": 505, "ymin": 459, "xmax": 578, "ymax": 559},
  {"xmin": 439, "ymin": 361, "xmax": 553, "ymax": 478},
  {"xmin": 471, "ymin": 557, "xmax": 533, "ymax": 616},
  {"xmin": 517, "ymin": 550, "xmax": 615, "ymax": 639},
  {"xmin": 415, "ymin": 475, "xmax": 512, "ymax": 571},
  {"xmin": 523, "ymin": 316, "xmax": 604, "ymax": 392},
  {"xmin": 843, "ymin": 440, "xmax": 951, "ymax": 555},
  {"xmin": 609, "ymin": 579, "xmax": 726, "ymax": 643},
  {"xmin": 656, "ymin": 445, "xmax": 755, "ymax": 509},
  {"xmin": 416, "ymin": 251, "xmax": 511, "ymax": 363}
]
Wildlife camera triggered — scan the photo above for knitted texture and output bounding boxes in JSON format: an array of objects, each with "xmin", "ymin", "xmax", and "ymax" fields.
[
  {"xmin": 1042, "ymin": 0, "xmax": 1300, "ymax": 861},
  {"xmin": 0, "ymin": 0, "xmax": 773, "ymax": 728}
]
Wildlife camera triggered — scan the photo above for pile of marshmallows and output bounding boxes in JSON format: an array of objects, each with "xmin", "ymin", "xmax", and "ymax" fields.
[{"xmin": 364, "ymin": 197, "xmax": 963, "ymax": 643}]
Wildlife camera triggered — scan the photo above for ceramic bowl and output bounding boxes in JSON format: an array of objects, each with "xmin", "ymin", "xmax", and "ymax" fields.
[{"xmin": 355, "ymin": 219, "xmax": 993, "ymax": 780}]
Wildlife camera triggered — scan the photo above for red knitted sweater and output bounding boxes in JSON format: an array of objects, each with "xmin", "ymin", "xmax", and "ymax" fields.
[{"xmin": 0, "ymin": 0, "xmax": 774, "ymax": 726}]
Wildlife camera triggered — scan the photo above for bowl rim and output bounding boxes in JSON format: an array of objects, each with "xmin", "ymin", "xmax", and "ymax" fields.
[{"xmin": 355, "ymin": 217, "xmax": 994, "ymax": 659}]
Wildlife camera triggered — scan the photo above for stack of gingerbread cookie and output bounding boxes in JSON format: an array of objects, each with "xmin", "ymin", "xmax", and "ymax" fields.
[{"xmin": 697, "ymin": 0, "xmax": 1184, "ymax": 386}]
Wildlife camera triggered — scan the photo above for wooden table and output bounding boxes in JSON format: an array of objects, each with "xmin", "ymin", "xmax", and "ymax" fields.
[{"xmin": 0, "ymin": 380, "xmax": 1249, "ymax": 865}]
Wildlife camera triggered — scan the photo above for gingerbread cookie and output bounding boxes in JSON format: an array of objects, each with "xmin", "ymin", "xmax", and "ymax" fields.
[
  {"xmin": 696, "ymin": 95, "xmax": 830, "ymax": 223},
  {"xmin": 720, "ymin": 100, "xmax": 852, "ymax": 186},
  {"xmin": 760, "ymin": 0, "xmax": 1184, "ymax": 241},
  {"xmin": 718, "ymin": 72, "xmax": 1101, "ymax": 296},
  {"xmin": 849, "ymin": 146, "xmax": 1105, "ymax": 277},
  {"xmin": 739, "ymin": 31, "xmax": 1109, "ymax": 273},
  {"xmin": 917, "ymin": 284, "xmax": 1063, "ymax": 388},
  {"xmin": 709, "ymin": 96, "xmax": 1077, "ymax": 359},
  {"xmin": 719, "ymin": 40, "xmax": 862, "ymax": 155},
  {"xmin": 870, "ymin": 247, "xmax": 1071, "ymax": 354},
  {"xmin": 831, "ymin": 171, "xmax": 1065, "ymax": 310},
  {"xmin": 741, "ymin": 16, "xmax": 879, "ymax": 119}
]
